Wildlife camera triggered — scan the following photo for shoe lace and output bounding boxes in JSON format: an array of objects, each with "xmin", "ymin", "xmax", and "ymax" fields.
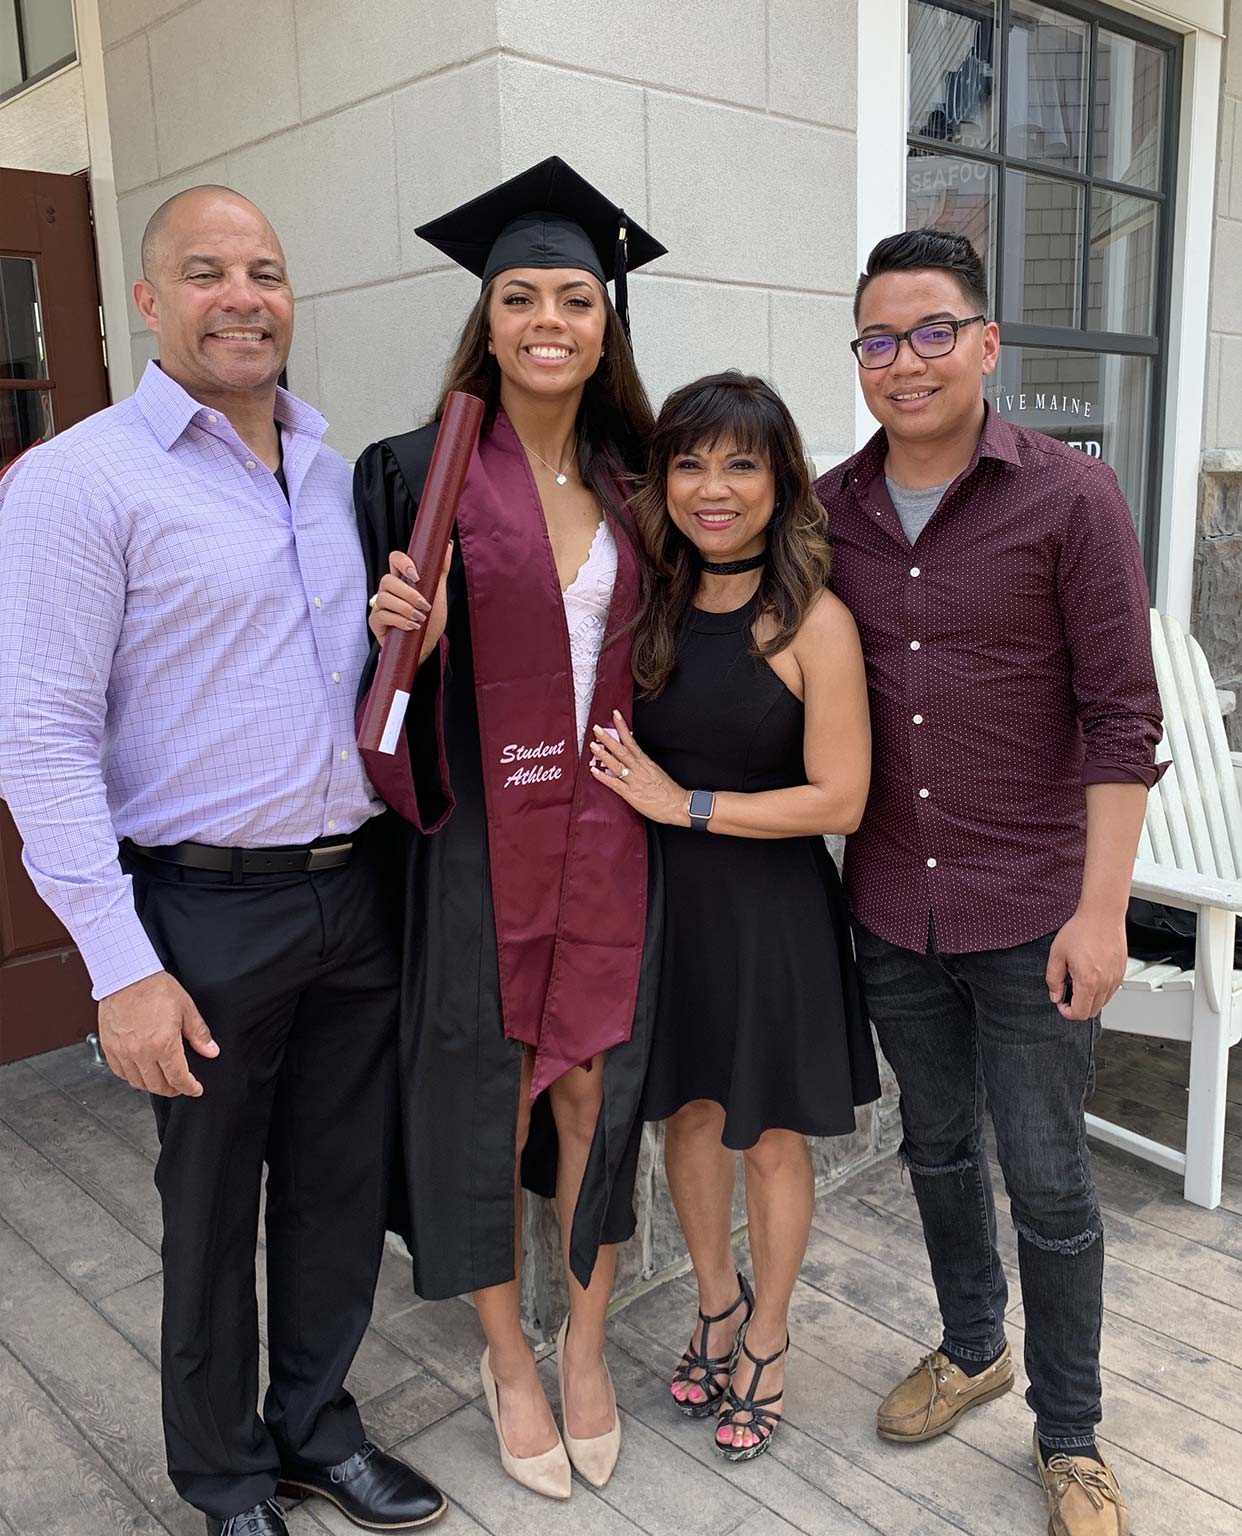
[
  {"xmin": 911, "ymin": 1351, "xmax": 952, "ymax": 1434},
  {"xmin": 331, "ymin": 1439, "xmax": 378, "ymax": 1484},
  {"xmin": 221, "ymin": 1500, "xmax": 284, "ymax": 1536},
  {"xmin": 1046, "ymin": 1456, "xmax": 1114, "ymax": 1512}
]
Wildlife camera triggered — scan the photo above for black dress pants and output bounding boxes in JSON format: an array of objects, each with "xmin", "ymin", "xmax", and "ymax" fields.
[{"xmin": 123, "ymin": 829, "xmax": 401, "ymax": 1520}]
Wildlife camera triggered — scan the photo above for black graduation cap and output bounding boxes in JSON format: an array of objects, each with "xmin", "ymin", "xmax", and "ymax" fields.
[{"xmin": 414, "ymin": 156, "xmax": 665, "ymax": 342}]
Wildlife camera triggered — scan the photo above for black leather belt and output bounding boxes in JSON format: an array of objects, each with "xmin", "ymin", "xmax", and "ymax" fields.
[{"xmin": 125, "ymin": 838, "xmax": 355, "ymax": 874}]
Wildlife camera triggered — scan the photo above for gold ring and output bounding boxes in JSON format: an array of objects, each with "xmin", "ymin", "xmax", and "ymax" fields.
[{"xmin": 368, "ymin": 594, "xmax": 378, "ymax": 610}]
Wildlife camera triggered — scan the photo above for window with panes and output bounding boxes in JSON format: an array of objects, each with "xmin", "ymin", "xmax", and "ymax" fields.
[
  {"xmin": 0, "ymin": 1, "xmax": 75, "ymax": 102},
  {"xmin": 906, "ymin": 0, "xmax": 1179, "ymax": 574}
]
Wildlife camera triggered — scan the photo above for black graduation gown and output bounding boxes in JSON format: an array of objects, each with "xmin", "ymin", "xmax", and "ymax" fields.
[{"xmin": 353, "ymin": 424, "xmax": 661, "ymax": 1301}]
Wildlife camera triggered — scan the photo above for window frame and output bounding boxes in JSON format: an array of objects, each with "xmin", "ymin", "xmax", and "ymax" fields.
[
  {"xmin": 0, "ymin": 0, "xmax": 77, "ymax": 106},
  {"xmin": 905, "ymin": 0, "xmax": 1182, "ymax": 584}
]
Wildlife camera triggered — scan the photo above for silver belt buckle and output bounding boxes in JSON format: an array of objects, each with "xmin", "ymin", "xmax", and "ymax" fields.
[{"xmin": 307, "ymin": 841, "xmax": 353, "ymax": 871}]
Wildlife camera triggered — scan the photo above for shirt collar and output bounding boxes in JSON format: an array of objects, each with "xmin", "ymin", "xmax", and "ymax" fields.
[
  {"xmin": 133, "ymin": 360, "xmax": 329, "ymax": 452},
  {"xmin": 842, "ymin": 399, "xmax": 1023, "ymax": 493}
]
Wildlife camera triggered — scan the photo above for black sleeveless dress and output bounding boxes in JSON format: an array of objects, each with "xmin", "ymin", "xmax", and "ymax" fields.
[{"xmin": 634, "ymin": 596, "xmax": 880, "ymax": 1148}]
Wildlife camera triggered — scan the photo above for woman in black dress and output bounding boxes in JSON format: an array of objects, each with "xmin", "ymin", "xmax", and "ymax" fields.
[{"xmin": 590, "ymin": 372, "xmax": 878, "ymax": 1461}]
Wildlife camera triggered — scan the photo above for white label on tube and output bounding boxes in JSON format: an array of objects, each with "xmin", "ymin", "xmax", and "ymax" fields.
[{"xmin": 378, "ymin": 690, "xmax": 410, "ymax": 755}]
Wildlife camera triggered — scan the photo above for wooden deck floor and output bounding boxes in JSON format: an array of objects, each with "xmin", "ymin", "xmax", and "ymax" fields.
[{"xmin": 1, "ymin": 1032, "xmax": 1239, "ymax": 1536}]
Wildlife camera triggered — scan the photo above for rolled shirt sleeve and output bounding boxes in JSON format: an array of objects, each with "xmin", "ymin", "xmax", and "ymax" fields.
[
  {"xmin": 0, "ymin": 451, "xmax": 164, "ymax": 999},
  {"xmin": 1056, "ymin": 463, "xmax": 1167, "ymax": 789}
]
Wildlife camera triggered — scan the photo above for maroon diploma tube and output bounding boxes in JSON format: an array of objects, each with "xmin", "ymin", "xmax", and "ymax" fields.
[{"xmin": 357, "ymin": 389, "xmax": 485, "ymax": 756}]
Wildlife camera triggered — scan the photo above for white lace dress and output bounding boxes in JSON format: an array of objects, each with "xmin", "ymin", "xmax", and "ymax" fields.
[{"xmin": 562, "ymin": 518, "xmax": 618, "ymax": 752}]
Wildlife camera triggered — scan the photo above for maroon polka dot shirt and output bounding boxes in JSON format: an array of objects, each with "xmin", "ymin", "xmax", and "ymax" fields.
[{"xmin": 816, "ymin": 404, "xmax": 1165, "ymax": 956}]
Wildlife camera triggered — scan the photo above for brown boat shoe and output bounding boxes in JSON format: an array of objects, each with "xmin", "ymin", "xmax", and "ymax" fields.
[
  {"xmin": 876, "ymin": 1343, "xmax": 1014, "ymax": 1443},
  {"xmin": 1034, "ymin": 1430, "xmax": 1130, "ymax": 1536}
]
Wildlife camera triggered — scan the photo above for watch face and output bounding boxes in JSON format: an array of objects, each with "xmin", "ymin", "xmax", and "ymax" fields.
[{"xmin": 689, "ymin": 789, "xmax": 714, "ymax": 819}]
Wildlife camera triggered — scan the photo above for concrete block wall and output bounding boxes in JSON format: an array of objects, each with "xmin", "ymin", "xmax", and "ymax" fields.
[
  {"xmin": 99, "ymin": 0, "xmax": 861, "ymax": 461},
  {"xmin": 99, "ymin": 0, "xmax": 497, "ymax": 443}
]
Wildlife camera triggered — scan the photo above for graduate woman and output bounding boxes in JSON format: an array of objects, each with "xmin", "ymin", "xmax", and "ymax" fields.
[
  {"xmin": 357, "ymin": 159, "xmax": 662, "ymax": 1500},
  {"xmin": 590, "ymin": 373, "xmax": 880, "ymax": 1461}
]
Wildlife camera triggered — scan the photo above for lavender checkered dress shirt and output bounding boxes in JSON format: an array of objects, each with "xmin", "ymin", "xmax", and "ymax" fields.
[{"xmin": 0, "ymin": 362, "xmax": 382, "ymax": 1000}]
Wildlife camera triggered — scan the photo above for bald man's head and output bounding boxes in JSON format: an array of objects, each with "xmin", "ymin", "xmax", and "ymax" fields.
[
  {"xmin": 140, "ymin": 185, "xmax": 282, "ymax": 282},
  {"xmin": 132, "ymin": 184, "xmax": 293, "ymax": 404}
]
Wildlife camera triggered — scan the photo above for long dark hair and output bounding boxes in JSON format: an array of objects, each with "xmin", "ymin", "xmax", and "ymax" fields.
[
  {"xmin": 432, "ymin": 279, "xmax": 654, "ymax": 522},
  {"xmin": 632, "ymin": 372, "xmax": 831, "ymax": 696}
]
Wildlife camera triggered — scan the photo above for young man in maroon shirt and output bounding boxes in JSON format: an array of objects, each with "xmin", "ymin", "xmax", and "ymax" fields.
[{"xmin": 817, "ymin": 230, "xmax": 1164, "ymax": 1536}]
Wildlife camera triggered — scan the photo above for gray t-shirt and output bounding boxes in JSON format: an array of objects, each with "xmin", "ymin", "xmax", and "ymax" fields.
[{"xmin": 886, "ymin": 476, "xmax": 950, "ymax": 546}]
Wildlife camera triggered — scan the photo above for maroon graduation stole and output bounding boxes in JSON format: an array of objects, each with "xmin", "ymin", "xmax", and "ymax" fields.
[{"xmin": 455, "ymin": 412, "xmax": 647, "ymax": 1098}]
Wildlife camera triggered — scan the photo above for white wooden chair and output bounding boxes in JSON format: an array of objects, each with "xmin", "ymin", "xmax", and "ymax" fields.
[{"xmin": 1087, "ymin": 611, "xmax": 1242, "ymax": 1209}]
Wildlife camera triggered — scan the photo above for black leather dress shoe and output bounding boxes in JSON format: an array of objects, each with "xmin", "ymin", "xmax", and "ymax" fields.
[
  {"xmin": 277, "ymin": 1440, "xmax": 447, "ymax": 1530},
  {"xmin": 205, "ymin": 1498, "xmax": 287, "ymax": 1536}
]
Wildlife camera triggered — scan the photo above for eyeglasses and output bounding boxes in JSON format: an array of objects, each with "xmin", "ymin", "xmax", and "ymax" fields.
[{"xmin": 850, "ymin": 315, "xmax": 986, "ymax": 369}]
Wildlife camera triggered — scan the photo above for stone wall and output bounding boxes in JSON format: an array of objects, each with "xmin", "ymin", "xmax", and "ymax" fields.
[
  {"xmin": 1197, "ymin": 4, "xmax": 1242, "ymax": 740},
  {"xmin": 1195, "ymin": 455, "xmax": 1242, "ymax": 749},
  {"xmin": 520, "ymin": 1049, "xmax": 901, "ymax": 1334}
]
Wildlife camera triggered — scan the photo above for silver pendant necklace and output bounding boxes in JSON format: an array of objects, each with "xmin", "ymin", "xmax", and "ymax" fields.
[{"xmin": 518, "ymin": 436, "xmax": 573, "ymax": 486}]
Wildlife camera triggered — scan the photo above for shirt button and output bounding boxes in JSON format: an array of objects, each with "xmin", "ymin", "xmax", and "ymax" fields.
[
  {"xmin": 207, "ymin": 414, "xmax": 218, "ymax": 424},
  {"xmin": 910, "ymin": 566, "xmax": 921, "ymax": 577},
  {"xmin": 913, "ymin": 713, "xmax": 924, "ymax": 724},
  {"xmin": 919, "ymin": 788, "xmax": 930, "ymax": 798},
  {"xmin": 910, "ymin": 640, "xmax": 921, "ymax": 651},
  {"xmin": 340, "ymin": 750, "xmax": 349, "ymax": 761},
  {"xmin": 244, "ymin": 459, "xmax": 257, "ymax": 470},
  {"xmin": 328, "ymin": 820, "xmax": 337, "ymax": 831},
  {"xmin": 927, "ymin": 857, "xmax": 937, "ymax": 868},
  {"xmin": 332, "ymin": 671, "xmax": 341, "ymax": 683},
  {"xmin": 313, "ymin": 597, "xmax": 322, "ymax": 609}
]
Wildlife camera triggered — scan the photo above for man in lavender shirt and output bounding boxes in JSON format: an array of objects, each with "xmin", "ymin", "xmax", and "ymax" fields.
[{"xmin": 0, "ymin": 187, "xmax": 444, "ymax": 1536}]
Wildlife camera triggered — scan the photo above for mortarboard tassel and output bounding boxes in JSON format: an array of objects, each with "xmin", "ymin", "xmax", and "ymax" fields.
[{"xmin": 614, "ymin": 215, "xmax": 630, "ymax": 345}]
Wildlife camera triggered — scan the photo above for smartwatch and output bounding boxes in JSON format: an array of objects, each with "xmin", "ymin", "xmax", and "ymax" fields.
[{"xmin": 687, "ymin": 789, "xmax": 716, "ymax": 832}]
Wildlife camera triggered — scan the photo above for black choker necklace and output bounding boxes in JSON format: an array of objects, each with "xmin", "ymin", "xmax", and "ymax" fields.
[{"xmin": 699, "ymin": 552, "xmax": 766, "ymax": 576}]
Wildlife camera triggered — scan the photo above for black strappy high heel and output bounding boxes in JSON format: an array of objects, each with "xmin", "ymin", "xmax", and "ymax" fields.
[
  {"xmin": 670, "ymin": 1271, "xmax": 755, "ymax": 1419},
  {"xmin": 715, "ymin": 1329, "xmax": 789, "ymax": 1462}
]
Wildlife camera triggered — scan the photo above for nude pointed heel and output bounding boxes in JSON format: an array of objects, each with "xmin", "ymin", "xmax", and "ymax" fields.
[
  {"xmin": 479, "ymin": 1348, "xmax": 572, "ymax": 1500},
  {"xmin": 556, "ymin": 1316, "xmax": 622, "ymax": 1489}
]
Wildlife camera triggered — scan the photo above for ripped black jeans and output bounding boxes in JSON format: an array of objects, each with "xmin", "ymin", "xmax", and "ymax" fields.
[{"xmin": 854, "ymin": 922, "xmax": 1104, "ymax": 1451}]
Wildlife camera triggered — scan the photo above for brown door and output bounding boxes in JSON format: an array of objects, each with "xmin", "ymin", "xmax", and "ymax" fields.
[{"xmin": 1, "ymin": 167, "xmax": 111, "ymax": 1063}]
